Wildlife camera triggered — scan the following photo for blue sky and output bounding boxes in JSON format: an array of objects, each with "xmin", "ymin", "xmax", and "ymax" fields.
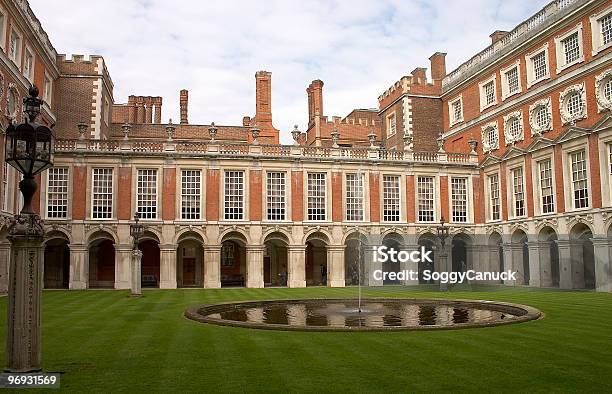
[{"xmin": 30, "ymin": 0, "xmax": 549, "ymax": 142}]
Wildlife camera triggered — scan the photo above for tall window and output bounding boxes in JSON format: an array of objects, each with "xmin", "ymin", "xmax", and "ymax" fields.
[
  {"xmin": 602, "ymin": 14, "xmax": 612, "ymax": 45},
  {"xmin": 8, "ymin": 28, "xmax": 21, "ymax": 65},
  {"xmin": 451, "ymin": 177, "xmax": 467, "ymax": 223},
  {"xmin": 307, "ymin": 173, "xmax": 326, "ymax": 221},
  {"xmin": 532, "ymin": 51, "xmax": 548, "ymax": 81},
  {"xmin": 570, "ymin": 150, "xmax": 589, "ymax": 208},
  {"xmin": 267, "ymin": 172, "xmax": 286, "ymax": 221},
  {"xmin": 181, "ymin": 170, "xmax": 201, "ymax": 220},
  {"xmin": 417, "ymin": 176, "xmax": 434, "ymax": 222},
  {"xmin": 387, "ymin": 113, "xmax": 396, "ymax": 137},
  {"xmin": 561, "ymin": 32, "xmax": 580, "ymax": 65},
  {"xmin": 47, "ymin": 168, "xmax": 69, "ymax": 219},
  {"xmin": 451, "ymin": 99, "xmax": 462, "ymax": 124},
  {"xmin": 2, "ymin": 162, "xmax": 8, "ymax": 212},
  {"xmin": 505, "ymin": 67, "xmax": 519, "ymax": 95},
  {"xmin": 92, "ymin": 168, "xmax": 113, "ymax": 219},
  {"xmin": 382, "ymin": 175, "xmax": 400, "ymax": 222},
  {"xmin": 137, "ymin": 169, "xmax": 157, "ymax": 219},
  {"xmin": 483, "ymin": 81, "xmax": 495, "ymax": 106},
  {"xmin": 566, "ymin": 92, "xmax": 584, "ymax": 117},
  {"xmin": 489, "ymin": 174, "xmax": 500, "ymax": 221},
  {"xmin": 224, "ymin": 170, "xmax": 244, "ymax": 220},
  {"xmin": 43, "ymin": 75, "xmax": 52, "ymax": 104},
  {"xmin": 23, "ymin": 48, "xmax": 34, "ymax": 81},
  {"xmin": 539, "ymin": 159, "xmax": 554, "ymax": 214},
  {"xmin": 346, "ymin": 173, "xmax": 364, "ymax": 221},
  {"xmin": 512, "ymin": 168, "xmax": 525, "ymax": 217}
]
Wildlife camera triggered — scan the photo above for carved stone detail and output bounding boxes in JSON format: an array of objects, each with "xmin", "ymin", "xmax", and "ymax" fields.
[
  {"xmin": 528, "ymin": 97, "xmax": 553, "ymax": 136},
  {"xmin": 559, "ymin": 82, "xmax": 587, "ymax": 125},
  {"xmin": 481, "ymin": 121, "xmax": 499, "ymax": 153}
]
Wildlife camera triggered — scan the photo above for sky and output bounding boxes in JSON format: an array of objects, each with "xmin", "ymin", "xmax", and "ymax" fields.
[{"xmin": 30, "ymin": 0, "xmax": 550, "ymax": 143}]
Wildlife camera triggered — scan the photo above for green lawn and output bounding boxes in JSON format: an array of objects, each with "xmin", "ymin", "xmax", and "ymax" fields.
[{"xmin": 0, "ymin": 286, "xmax": 611, "ymax": 393}]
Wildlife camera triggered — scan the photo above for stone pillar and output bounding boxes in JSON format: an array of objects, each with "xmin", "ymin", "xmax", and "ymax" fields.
[
  {"xmin": 400, "ymin": 244, "xmax": 419, "ymax": 285},
  {"xmin": 527, "ymin": 238, "xmax": 541, "ymax": 287},
  {"xmin": 246, "ymin": 245, "xmax": 264, "ymax": 288},
  {"xmin": 203, "ymin": 245, "xmax": 221, "ymax": 288},
  {"xmin": 131, "ymin": 249, "xmax": 142, "ymax": 296},
  {"xmin": 287, "ymin": 245, "xmax": 306, "ymax": 288},
  {"xmin": 539, "ymin": 241, "xmax": 553, "ymax": 288},
  {"xmin": 556, "ymin": 238, "xmax": 573, "ymax": 289},
  {"xmin": 327, "ymin": 245, "xmax": 345, "ymax": 287},
  {"xmin": 363, "ymin": 242, "xmax": 382, "ymax": 286},
  {"xmin": 591, "ymin": 237, "xmax": 612, "ymax": 292},
  {"xmin": 114, "ymin": 245, "xmax": 132, "ymax": 289},
  {"xmin": 159, "ymin": 244, "xmax": 177, "ymax": 289},
  {"xmin": 501, "ymin": 242, "xmax": 515, "ymax": 285},
  {"xmin": 68, "ymin": 244, "xmax": 88, "ymax": 289},
  {"xmin": 0, "ymin": 241, "xmax": 11, "ymax": 292},
  {"xmin": 6, "ymin": 227, "xmax": 44, "ymax": 372}
]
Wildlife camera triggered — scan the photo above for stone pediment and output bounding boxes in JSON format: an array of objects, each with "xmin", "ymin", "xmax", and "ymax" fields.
[
  {"xmin": 500, "ymin": 145, "xmax": 527, "ymax": 161},
  {"xmin": 526, "ymin": 136, "xmax": 555, "ymax": 152},
  {"xmin": 554, "ymin": 125, "xmax": 592, "ymax": 145},
  {"xmin": 479, "ymin": 153, "xmax": 501, "ymax": 168},
  {"xmin": 591, "ymin": 114, "xmax": 612, "ymax": 133}
]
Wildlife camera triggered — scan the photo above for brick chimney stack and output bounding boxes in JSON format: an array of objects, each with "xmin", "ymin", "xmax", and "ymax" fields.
[
  {"xmin": 306, "ymin": 79, "xmax": 324, "ymax": 123},
  {"xmin": 255, "ymin": 71, "xmax": 272, "ymax": 124},
  {"xmin": 411, "ymin": 67, "xmax": 427, "ymax": 84},
  {"xmin": 429, "ymin": 52, "xmax": 447, "ymax": 84},
  {"xmin": 490, "ymin": 31, "xmax": 509, "ymax": 45},
  {"xmin": 154, "ymin": 97, "xmax": 162, "ymax": 124},
  {"xmin": 180, "ymin": 89, "xmax": 188, "ymax": 124}
]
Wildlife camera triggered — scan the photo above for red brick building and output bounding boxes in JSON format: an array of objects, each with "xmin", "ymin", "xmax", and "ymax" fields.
[{"xmin": 0, "ymin": 0, "xmax": 610, "ymax": 292}]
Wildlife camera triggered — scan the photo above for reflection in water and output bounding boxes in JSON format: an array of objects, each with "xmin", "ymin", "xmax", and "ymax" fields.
[{"xmin": 211, "ymin": 300, "xmax": 520, "ymax": 328}]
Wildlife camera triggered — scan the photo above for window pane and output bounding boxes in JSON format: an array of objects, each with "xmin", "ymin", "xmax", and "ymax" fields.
[
  {"xmin": 506, "ymin": 67, "xmax": 519, "ymax": 94},
  {"xmin": 539, "ymin": 159, "xmax": 554, "ymax": 214},
  {"xmin": 570, "ymin": 151, "xmax": 589, "ymax": 208},
  {"xmin": 562, "ymin": 32, "xmax": 580, "ymax": 64},
  {"xmin": 47, "ymin": 167, "xmax": 69, "ymax": 218},
  {"xmin": 224, "ymin": 171, "xmax": 244, "ymax": 220},
  {"xmin": 267, "ymin": 172, "xmax": 286, "ymax": 221},
  {"xmin": 532, "ymin": 51, "xmax": 547, "ymax": 80},
  {"xmin": 417, "ymin": 176, "xmax": 434, "ymax": 222},
  {"xmin": 383, "ymin": 175, "xmax": 400, "ymax": 222},
  {"xmin": 346, "ymin": 173, "xmax": 364, "ymax": 221},
  {"xmin": 451, "ymin": 177, "xmax": 467, "ymax": 223},
  {"xmin": 307, "ymin": 173, "xmax": 326, "ymax": 221},
  {"xmin": 92, "ymin": 168, "xmax": 113, "ymax": 219},
  {"xmin": 137, "ymin": 169, "xmax": 157, "ymax": 219},
  {"xmin": 489, "ymin": 174, "xmax": 500, "ymax": 221},
  {"xmin": 512, "ymin": 168, "xmax": 525, "ymax": 217},
  {"xmin": 181, "ymin": 170, "xmax": 201, "ymax": 220}
]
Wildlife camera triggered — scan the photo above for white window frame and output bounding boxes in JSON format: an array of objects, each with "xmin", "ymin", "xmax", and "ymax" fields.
[
  {"xmin": 416, "ymin": 175, "xmax": 436, "ymax": 223},
  {"xmin": 22, "ymin": 45, "xmax": 34, "ymax": 82},
  {"xmin": 345, "ymin": 172, "xmax": 365, "ymax": 222},
  {"xmin": 481, "ymin": 121, "xmax": 499, "ymax": 153},
  {"xmin": 382, "ymin": 174, "xmax": 401, "ymax": 223},
  {"xmin": 91, "ymin": 168, "xmax": 114, "ymax": 220},
  {"xmin": 306, "ymin": 172, "xmax": 328, "ymax": 222},
  {"xmin": 503, "ymin": 110, "xmax": 524, "ymax": 146},
  {"xmin": 486, "ymin": 172, "xmax": 501, "ymax": 222},
  {"xmin": 559, "ymin": 82, "xmax": 587, "ymax": 125},
  {"xmin": 507, "ymin": 164, "xmax": 526, "ymax": 219},
  {"xmin": 590, "ymin": 6, "xmax": 612, "ymax": 56},
  {"xmin": 266, "ymin": 171, "xmax": 287, "ymax": 221},
  {"xmin": 135, "ymin": 169, "xmax": 158, "ymax": 220},
  {"xmin": 525, "ymin": 43, "xmax": 550, "ymax": 88},
  {"xmin": 500, "ymin": 60, "xmax": 522, "ymax": 100},
  {"xmin": 8, "ymin": 27, "xmax": 22, "ymax": 67},
  {"xmin": 0, "ymin": 5, "xmax": 7, "ymax": 52},
  {"xmin": 43, "ymin": 72, "xmax": 53, "ymax": 106},
  {"xmin": 448, "ymin": 95, "xmax": 463, "ymax": 127},
  {"xmin": 528, "ymin": 97, "xmax": 553, "ymax": 136},
  {"xmin": 2, "ymin": 162, "xmax": 11, "ymax": 213},
  {"xmin": 478, "ymin": 74, "xmax": 497, "ymax": 111},
  {"xmin": 595, "ymin": 68, "xmax": 612, "ymax": 113},
  {"xmin": 568, "ymin": 149, "xmax": 590, "ymax": 210},
  {"xmin": 450, "ymin": 177, "xmax": 469, "ymax": 223},
  {"xmin": 387, "ymin": 112, "xmax": 397, "ymax": 137},
  {"xmin": 223, "ymin": 170, "xmax": 245, "ymax": 221},
  {"xmin": 534, "ymin": 156, "xmax": 556, "ymax": 216},
  {"xmin": 45, "ymin": 167, "xmax": 70, "ymax": 219},
  {"xmin": 180, "ymin": 169, "xmax": 202, "ymax": 220},
  {"xmin": 554, "ymin": 23, "xmax": 584, "ymax": 73}
]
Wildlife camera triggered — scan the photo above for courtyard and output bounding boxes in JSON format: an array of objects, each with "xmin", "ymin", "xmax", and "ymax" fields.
[{"xmin": 0, "ymin": 286, "xmax": 609, "ymax": 392}]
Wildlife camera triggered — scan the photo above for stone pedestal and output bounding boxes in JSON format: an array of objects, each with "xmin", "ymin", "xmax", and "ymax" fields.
[
  {"xmin": 287, "ymin": 245, "xmax": 306, "ymax": 288},
  {"xmin": 326, "ymin": 245, "xmax": 345, "ymax": 287},
  {"xmin": 131, "ymin": 249, "xmax": 142, "ymax": 296},
  {"xmin": 5, "ymin": 216, "xmax": 45, "ymax": 373},
  {"xmin": 159, "ymin": 245, "xmax": 177, "ymax": 289},
  {"xmin": 246, "ymin": 246, "xmax": 264, "ymax": 288},
  {"xmin": 203, "ymin": 245, "xmax": 221, "ymax": 288},
  {"xmin": 68, "ymin": 244, "xmax": 88, "ymax": 289}
]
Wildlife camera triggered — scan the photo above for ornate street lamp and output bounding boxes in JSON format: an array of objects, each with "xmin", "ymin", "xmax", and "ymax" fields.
[
  {"xmin": 130, "ymin": 212, "xmax": 145, "ymax": 296},
  {"xmin": 436, "ymin": 217, "xmax": 450, "ymax": 292},
  {"xmin": 4, "ymin": 85, "xmax": 54, "ymax": 373}
]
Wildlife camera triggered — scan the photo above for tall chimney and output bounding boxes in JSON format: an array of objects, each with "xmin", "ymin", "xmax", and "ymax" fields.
[
  {"xmin": 490, "ymin": 31, "xmax": 509, "ymax": 45},
  {"xmin": 154, "ymin": 97, "xmax": 162, "ymax": 124},
  {"xmin": 145, "ymin": 96, "xmax": 153, "ymax": 124},
  {"xmin": 127, "ymin": 95, "xmax": 136, "ymax": 123},
  {"xmin": 180, "ymin": 89, "xmax": 188, "ymax": 124},
  {"xmin": 429, "ymin": 52, "xmax": 447, "ymax": 82},
  {"xmin": 255, "ymin": 71, "xmax": 272, "ymax": 124},
  {"xmin": 307, "ymin": 79, "xmax": 324, "ymax": 122}
]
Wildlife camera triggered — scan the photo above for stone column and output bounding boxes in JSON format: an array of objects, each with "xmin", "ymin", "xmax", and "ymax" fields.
[
  {"xmin": 203, "ymin": 245, "xmax": 221, "ymax": 288},
  {"xmin": 327, "ymin": 245, "xmax": 345, "ymax": 287},
  {"xmin": 527, "ymin": 238, "xmax": 541, "ymax": 287},
  {"xmin": 131, "ymin": 248, "xmax": 142, "ymax": 296},
  {"xmin": 246, "ymin": 245, "xmax": 264, "ymax": 288},
  {"xmin": 400, "ymin": 244, "xmax": 419, "ymax": 286},
  {"xmin": 114, "ymin": 245, "xmax": 132, "ymax": 289},
  {"xmin": 287, "ymin": 245, "xmax": 306, "ymax": 288},
  {"xmin": 68, "ymin": 244, "xmax": 88, "ymax": 289},
  {"xmin": 0, "ymin": 241, "xmax": 11, "ymax": 292},
  {"xmin": 556, "ymin": 238, "xmax": 573, "ymax": 290},
  {"xmin": 5, "ymin": 220, "xmax": 44, "ymax": 373},
  {"xmin": 363, "ymin": 242, "xmax": 382, "ymax": 286},
  {"xmin": 591, "ymin": 237, "xmax": 612, "ymax": 292},
  {"xmin": 539, "ymin": 241, "xmax": 553, "ymax": 288},
  {"xmin": 501, "ymin": 242, "xmax": 515, "ymax": 285},
  {"xmin": 159, "ymin": 244, "xmax": 177, "ymax": 289}
]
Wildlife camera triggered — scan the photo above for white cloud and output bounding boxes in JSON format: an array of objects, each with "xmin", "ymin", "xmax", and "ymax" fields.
[{"xmin": 30, "ymin": 0, "xmax": 548, "ymax": 143}]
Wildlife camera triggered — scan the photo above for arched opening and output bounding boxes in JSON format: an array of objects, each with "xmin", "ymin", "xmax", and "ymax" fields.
[
  {"xmin": 139, "ymin": 232, "xmax": 161, "ymax": 288},
  {"xmin": 570, "ymin": 223, "xmax": 595, "ymax": 290},
  {"xmin": 451, "ymin": 234, "xmax": 471, "ymax": 273},
  {"xmin": 44, "ymin": 233, "xmax": 70, "ymax": 289},
  {"xmin": 88, "ymin": 232, "xmax": 115, "ymax": 288},
  {"xmin": 305, "ymin": 232, "xmax": 329, "ymax": 286},
  {"xmin": 221, "ymin": 231, "xmax": 247, "ymax": 287},
  {"xmin": 511, "ymin": 230, "xmax": 529, "ymax": 285},
  {"xmin": 417, "ymin": 233, "xmax": 436, "ymax": 284},
  {"xmin": 538, "ymin": 227, "xmax": 559, "ymax": 288},
  {"xmin": 382, "ymin": 233, "xmax": 403, "ymax": 285},
  {"xmin": 488, "ymin": 232, "xmax": 503, "ymax": 283},
  {"xmin": 177, "ymin": 232, "xmax": 204, "ymax": 288},
  {"xmin": 344, "ymin": 232, "xmax": 367, "ymax": 286},
  {"xmin": 263, "ymin": 232, "xmax": 289, "ymax": 287}
]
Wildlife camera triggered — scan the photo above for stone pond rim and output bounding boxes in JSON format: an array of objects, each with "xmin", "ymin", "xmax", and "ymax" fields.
[{"xmin": 184, "ymin": 298, "xmax": 544, "ymax": 332}]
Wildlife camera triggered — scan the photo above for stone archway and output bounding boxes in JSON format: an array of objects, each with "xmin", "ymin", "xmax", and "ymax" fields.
[
  {"xmin": 139, "ymin": 232, "xmax": 161, "ymax": 288},
  {"xmin": 263, "ymin": 232, "xmax": 289, "ymax": 287},
  {"xmin": 382, "ymin": 232, "xmax": 403, "ymax": 285},
  {"xmin": 451, "ymin": 233, "xmax": 471, "ymax": 273},
  {"xmin": 511, "ymin": 229, "xmax": 529, "ymax": 285},
  {"xmin": 417, "ymin": 233, "xmax": 436, "ymax": 284},
  {"xmin": 344, "ymin": 232, "xmax": 367, "ymax": 286},
  {"xmin": 88, "ymin": 231, "xmax": 115, "ymax": 288},
  {"xmin": 570, "ymin": 223, "xmax": 595, "ymax": 290},
  {"xmin": 177, "ymin": 232, "xmax": 204, "ymax": 288},
  {"xmin": 44, "ymin": 233, "xmax": 70, "ymax": 289},
  {"xmin": 305, "ymin": 232, "xmax": 329, "ymax": 286},
  {"xmin": 538, "ymin": 226, "xmax": 559, "ymax": 288},
  {"xmin": 220, "ymin": 231, "xmax": 247, "ymax": 287}
]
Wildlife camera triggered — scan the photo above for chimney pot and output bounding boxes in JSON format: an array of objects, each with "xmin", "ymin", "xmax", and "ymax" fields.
[{"xmin": 180, "ymin": 89, "xmax": 188, "ymax": 124}]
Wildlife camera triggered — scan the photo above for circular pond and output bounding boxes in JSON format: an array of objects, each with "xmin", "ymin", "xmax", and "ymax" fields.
[{"xmin": 185, "ymin": 298, "xmax": 542, "ymax": 331}]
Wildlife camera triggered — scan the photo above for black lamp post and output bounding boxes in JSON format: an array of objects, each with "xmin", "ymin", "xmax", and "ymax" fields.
[
  {"xmin": 4, "ymin": 85, "xmax": 54, "ymax": 373},
  {"xmin": 130, "ymin": 212, "xmax": 144, "ymax": 296},
  {"xmin": 436, "ymin": 217, "xmax": 450, "ymax": 292}
]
